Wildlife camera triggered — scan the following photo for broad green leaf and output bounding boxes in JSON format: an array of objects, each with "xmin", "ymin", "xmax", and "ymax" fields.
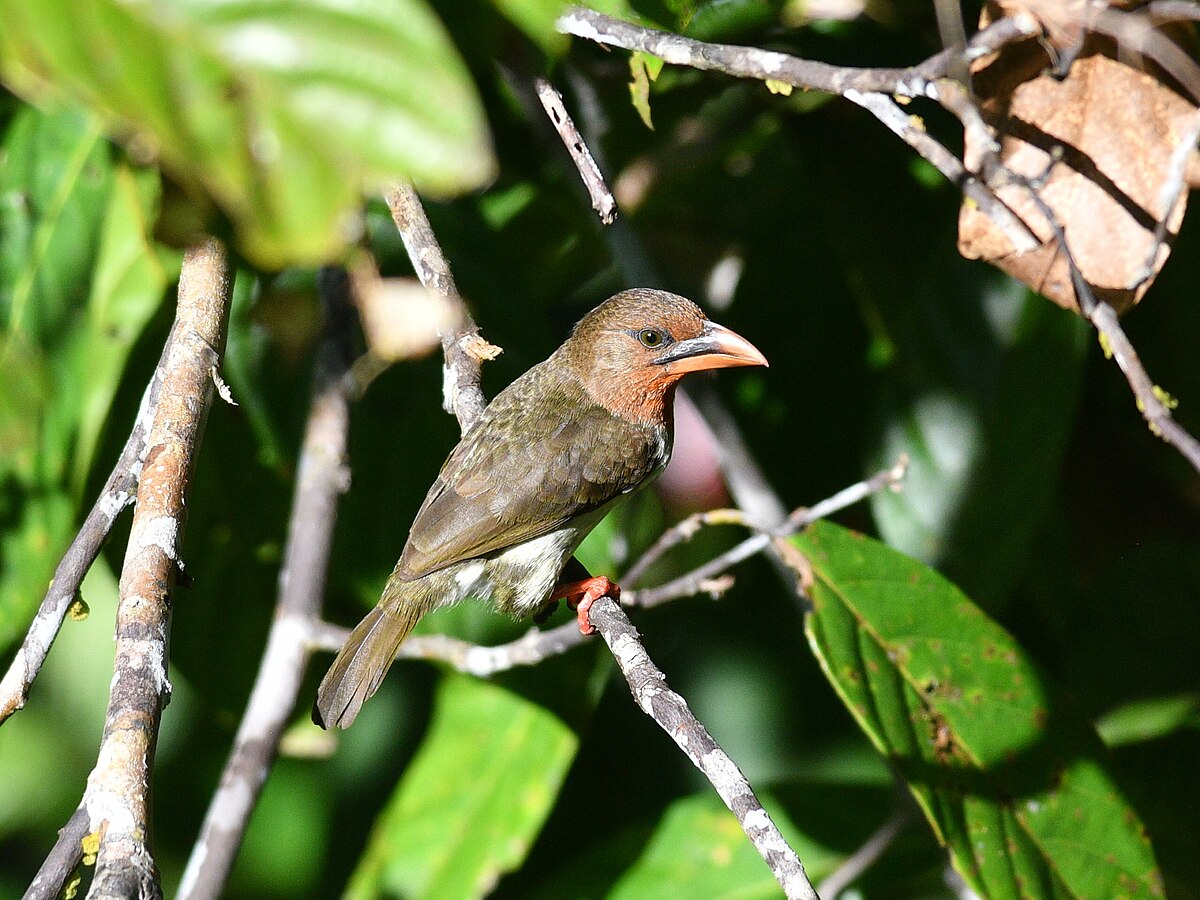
[
  {"xmin": 0, "ymin": 0, "xmax": 495, "ymax": 267},
  {"xmin": 0, "ymin": 105, "xmax": 128, "ymax": 653},
  {"xmin": 870, "ymin": 274, "xmax": 1087, "ymax": 609},
  {"xmin": 796, "ymin": 520, "xmax": 1162, "ymax": 900},
  {"xmin": 67, "ymin": 162, "xmax": 175, "ymax": 494},
  {"xmin": 345, "ymin": 674, "xmax": 578, "ymax": 899},
  {"xmin": 609, "ymin": 792, "xmax": 837, "ymax": 899},
  {"xmin": 0, "ymin": 105, "xmax": 111, "ymax": 343}
]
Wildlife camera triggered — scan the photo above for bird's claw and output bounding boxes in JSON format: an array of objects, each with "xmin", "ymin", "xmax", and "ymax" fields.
[{"xmin": 555, "ymin": 576, "xmax": 620, "ymax": 636}]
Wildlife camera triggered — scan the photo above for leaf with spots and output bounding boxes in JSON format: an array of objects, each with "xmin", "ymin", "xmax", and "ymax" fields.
[{"xmin": 794, "ymin": 521, "xmax": 1162, "ymax": 900}]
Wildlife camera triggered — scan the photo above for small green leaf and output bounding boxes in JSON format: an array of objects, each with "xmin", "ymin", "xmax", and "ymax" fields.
[
  {"xmin": 629, "ymin": 52, "xmax": 656, "ymax": 131},
  {"xmin": 346, "ymin": 674, "xmax": 578, "ymax": 899},
  {"xmin": 1096, "ymin": 695, "xmax": 1200, "ymax": 748},
  {"xmin": 796, "ymin": 520, "xmax": 1163, "ymax": 900},
  {"xmin": 0, "ymin": 0, "xmax": 495, "ymax": 267},
  {"xmin": 609, "ymin": 793, "xmax": 837, "ymax": 899}
]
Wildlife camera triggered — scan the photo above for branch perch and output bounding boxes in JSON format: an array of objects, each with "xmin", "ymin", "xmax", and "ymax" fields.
[{"xmin": 83, "ymin": 237, "xmax": 233, "ymax": 900}]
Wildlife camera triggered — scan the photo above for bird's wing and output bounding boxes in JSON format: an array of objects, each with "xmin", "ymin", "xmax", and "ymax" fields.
[{"xmin": 396, "ymin": 364, "xmax": 667, "ymax": 580}]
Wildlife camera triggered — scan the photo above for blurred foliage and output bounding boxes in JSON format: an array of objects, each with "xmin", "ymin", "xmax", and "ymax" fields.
[{"xmin": 2, "ymin": 1, "xmax": 1199, "ymax": 898}]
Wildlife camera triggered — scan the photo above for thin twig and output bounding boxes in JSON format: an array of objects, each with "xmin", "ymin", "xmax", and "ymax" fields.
[
  {"xmin": 384, "ymin": 183, "xmax": 497, "ymax": 433},
  {"xmin": 84, "ymin": 238, "xmax": 233, "ymax": 900},
  {"xmin": 535, "ymin": 78, "xmax": 618, "ymax": 224},
  {"xmin": 844, "ymin": 91, "xmax": 1037, "ymax": 253},
  {"xmin": 1024, "ymin": 190, "xmax": 1200, "ymax": 474},
  {"xmin": 24, "ymin": 806, "xmax": 89, "ymax": 900},
  {"xmin": 556, "ymin": 6, "xmax": 1036, "ymax": 99},
  {"xmin": 0, "ymin": 339, "xmax": 172, "ymax": 725},
  {"xmin": 177, "ymin": 269, "xmax": 355, "ymax": 900},
  {"xmin": 817, "ymin": 801, "xmax": 917, "ymax": 898},
  {"xmin": 587, "ymin": 596, "xmax": 818, "ymax": 900},
  {"xmin": 557, "ymin": 7, "xmax": 1040, "ymax": 253}
]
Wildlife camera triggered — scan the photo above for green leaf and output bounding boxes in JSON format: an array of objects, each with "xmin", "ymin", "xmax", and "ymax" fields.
[
  {"xmin": 492, "ymin": 0, "xmax": 569, "ymax": 56},
  {"xmin": 628, "ymin": 52, "xmax": 657, "ymax": 131},
  {"xmin": 345, "ymin": 674, "xmax": 578, "ymax": 899},
  {"xmin": 608, "ymin": 793, "xmax": 837, "ymax": 899},
  {"xmin": 67, "ymin": 162, "xmax": 175, "ymax": 495},
  {"xmin": 0, "ymin": 104, "xmax": 145, "ymax": 654},
  {"xmin": 796, "ymin": 520, "xmax": 1163, "ymax": 900},
  {"xmin": 0, "ymin": 104, "xmax": 111, "ymax": 343},
  {"xmin": 0, "ymin": 0, "xmax": 495, "ymax": 267},
  {"xmin": 1096, "ymin": 695, "xmax": 1200, "ymax": 748}
]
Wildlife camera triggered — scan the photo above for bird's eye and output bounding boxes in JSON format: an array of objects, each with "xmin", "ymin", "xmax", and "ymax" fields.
[{"xmin": 638, "ymin": 328, "xmax": 666, "ymax": 348}]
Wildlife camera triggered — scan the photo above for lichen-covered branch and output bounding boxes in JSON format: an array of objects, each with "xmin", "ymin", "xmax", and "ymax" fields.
[
  {"xmin": 177, "ymin": 269, "xmax": 354, "ymax": 900},
  {"xmin": 83, "ymin": 237, "xmax": 233, "ymax": 900}
]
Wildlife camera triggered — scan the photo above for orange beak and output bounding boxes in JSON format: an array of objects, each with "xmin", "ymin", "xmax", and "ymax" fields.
[{"xmin": 653, "ymin": 320, "xmax": 768, "ymax": 374}]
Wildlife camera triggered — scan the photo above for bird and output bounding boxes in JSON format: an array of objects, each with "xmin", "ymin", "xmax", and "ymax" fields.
[{"xmin": 314, "ymin": 288, "xmax": 767, "ymax": 729}]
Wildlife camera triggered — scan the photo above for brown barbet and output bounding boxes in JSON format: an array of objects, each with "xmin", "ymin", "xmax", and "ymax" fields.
[{"xmin": 314, "ymin": 289, "xmax": 767, "ymax": 728}]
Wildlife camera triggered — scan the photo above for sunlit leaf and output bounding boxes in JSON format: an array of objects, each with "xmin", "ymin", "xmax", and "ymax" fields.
[
  {"xmin": 345, "ymin": 674, "xmax": 578, "ymax": 899},
  {"xmin": 609, "ymin": 792, "xmax": 837, "ymax": 899},
  {"xmin": 0, "ymin": 0, "xmax": 495, "ymax": 267},
  {"xmin": 797, "ymin": 520, "xmax": 1162, "ymax": 899},
  {"xmin": 492, "ymin": 0, "xmax": 570, "ymax": 55}
]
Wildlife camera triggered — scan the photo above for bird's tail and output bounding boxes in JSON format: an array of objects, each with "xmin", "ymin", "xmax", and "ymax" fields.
[{"xmin": 313, "ymin": 600, "xmax": 423, "ymax": 729}]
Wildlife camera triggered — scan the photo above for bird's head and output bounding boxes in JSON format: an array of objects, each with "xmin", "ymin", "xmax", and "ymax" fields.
[{"xmin": 562, "ymin": 289, "xmax": 768, "ymax": 423}]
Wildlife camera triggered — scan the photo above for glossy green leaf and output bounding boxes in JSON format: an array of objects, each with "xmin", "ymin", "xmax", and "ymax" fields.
[
  {"xmin": 869, "ymin": 273, "xmax": 1088, "ymax": 610},
  {"xmin": 0, "ymin": 106, "xmax": 161, "ymax": 653},
  {"xmin": 345, "ymin": 674, "xmax": 578, "ymax": 899},
  {"xmin": 0, "ymin": 0, "xmax": 495, "ymax": 267},
  {"xmin": 796, "ymin": 520, "xmax": 1162, "ymax": 900},
  {"xmin": 609, "ymin": 792, "xmax": 837, "ymax": 899}
]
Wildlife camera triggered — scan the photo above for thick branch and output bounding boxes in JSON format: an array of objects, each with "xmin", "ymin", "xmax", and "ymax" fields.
[
  {"xmin": 0, "ymin": 340, "xmax": 171, "ymax": 725},
  {"xmin": 587, "ymin": 597, "xmax": 818, "ymax": 900},
  {"xmin": 84, "ymin": 238, "xmax": 233, "ymax": 900},
  {"xmin": 177, "ymin": 270, "xmax": 354, "ymax": 900},
  {"xmin": 385, "ymin": 183, "xmax": 493, "ymax": 433}
]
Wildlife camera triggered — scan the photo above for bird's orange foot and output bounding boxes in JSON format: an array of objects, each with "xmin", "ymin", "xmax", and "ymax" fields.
[{"xmin": 553, "ymin": 576, "xmax": 620, "ymax": 636}]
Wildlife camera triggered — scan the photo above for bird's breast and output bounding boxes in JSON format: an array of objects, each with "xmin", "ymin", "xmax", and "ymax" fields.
[{"xmin": 461, "ymin": 506, "xmax": 610, "ymax": 615}]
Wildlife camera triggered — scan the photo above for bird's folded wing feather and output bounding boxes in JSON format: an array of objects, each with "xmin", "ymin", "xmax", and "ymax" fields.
[{"xmin": 396, "ymin": 364, "xmax": 665, "ymax": 580}]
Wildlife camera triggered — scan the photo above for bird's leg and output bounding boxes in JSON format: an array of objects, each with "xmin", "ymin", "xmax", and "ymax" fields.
[{"xmin": 552, "ymin": 576, "xmax": 620, "ymax": 636}]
